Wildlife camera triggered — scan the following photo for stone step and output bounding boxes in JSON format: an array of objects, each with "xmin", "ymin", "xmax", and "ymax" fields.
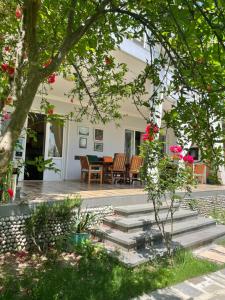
[
  {"xmin": 114, "ymin": 203, "xmax": 180, "ymax": 218},
  {"xmin": 97, "ymin": 217, "xmax": 216, "ymax": 251},
  {"xmin": 103, "ymin": 209, "xmax": 198, "ymax": 233},
  {"xmin": 174, "ymin": 224, "xmax": 225, "ymax": 249}
]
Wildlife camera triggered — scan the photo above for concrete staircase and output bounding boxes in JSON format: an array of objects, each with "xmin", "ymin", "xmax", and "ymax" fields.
[{"xmin": 96, "ymin": 203, "xmax": 225, "ymax": 267}]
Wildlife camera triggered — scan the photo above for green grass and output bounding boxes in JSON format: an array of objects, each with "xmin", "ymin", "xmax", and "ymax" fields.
[{"xmin": 0, "ymin": 244, "xmax": 222, "ymax": 300}]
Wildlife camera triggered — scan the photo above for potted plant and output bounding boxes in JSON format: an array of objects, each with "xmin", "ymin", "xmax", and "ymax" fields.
[{"xmin": 70, "ymin": 205, "xmax": 95, "ymax": 244}]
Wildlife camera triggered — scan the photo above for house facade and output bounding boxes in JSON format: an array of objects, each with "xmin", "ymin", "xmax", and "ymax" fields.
[{"xmin": 10, "ymin": 39, "xmax": 186, "ymax": 182}]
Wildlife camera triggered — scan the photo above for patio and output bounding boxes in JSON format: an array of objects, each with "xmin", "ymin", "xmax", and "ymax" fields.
[
  {"xmin": 19, "ymin": 180, "xmax": 145, "ymax": 206},
  {"xmin": 18, "ymin": 180, "xmax": 225, "ymax": 206}
]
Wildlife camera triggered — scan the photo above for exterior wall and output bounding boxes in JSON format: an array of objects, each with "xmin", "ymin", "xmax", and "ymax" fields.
[
  {"xmin": 0, "ymin": 202, "xmax": 112, "ymax": 254},
  {"xmin": 181, "ymin": 196, "xmax": 225, "ymax": 217},
  {"xmin": 25, "ymin": 96, "xmax": 177, "ymax": 181},
  {"xmin": 66, "ymin": 115, "xmax": 146, "ymax": 180},
  {"xmin": 19, "ymin": 45, "xmax": 178, "ymax": 182}
]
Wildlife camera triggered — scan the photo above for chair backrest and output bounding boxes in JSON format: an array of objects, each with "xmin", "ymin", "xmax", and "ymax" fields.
[
  {"xmin": 103, "ymin": 156, "xmax": 113, "ymax": 163},
  {"xmin": 194, "ymin": 163, "xmax": 206, "ymax": 175},
  {"xmin": 80, "ymin": 156, "xmax": 89, "ymax": 169},
  {"xmin": 112, "ymin": 153, "xmax": 126, "ymax": 171},
  {"xmin": 129, "ymin": 155, "xmax": 143, "ymax": 173},
  {"xmin": 87, "ymin": 155, "xmax": 99, "ymax": 164}
]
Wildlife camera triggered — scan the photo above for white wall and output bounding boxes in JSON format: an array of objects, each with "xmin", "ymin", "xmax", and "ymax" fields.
[{"xmin": 65, "ymin": 115, "xmax": 146, "ymax": 180}]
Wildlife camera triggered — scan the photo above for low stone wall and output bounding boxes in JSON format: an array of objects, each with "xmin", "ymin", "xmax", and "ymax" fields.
[
  {"xmin": 0, "ymin": 202, "xmax": 113, "ymax": 254},
  {"xmin": 182, "ymin": 195, "xmax": 225, "ymax": 217}
]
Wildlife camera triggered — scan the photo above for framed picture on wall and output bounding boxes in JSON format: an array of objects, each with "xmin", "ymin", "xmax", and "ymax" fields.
[
  {"xmin": 79, "ymin": 137, "xmax": 87, "ymax": 149},
  {"xmin": 78, "ymin": 126, "xmax": 89, "ymax": 136},
  {"xmin": 94, "ymin": 129, "xmax": 103, "ymax": 141},
  {"xmin": 94, "ymin": 142, "xmax": 103, "ymax": 152}
]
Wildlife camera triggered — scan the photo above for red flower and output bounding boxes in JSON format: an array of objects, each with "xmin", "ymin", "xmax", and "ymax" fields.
[
  {"xmin": 7, "ymin": 66, "xmax": 15, "ymax": 77},
  {"xmin": 47, "ymin": 108, "xmax": 54, "ymax": 115},
  {"xmin": 1, "ymin": 63, "xmax": 9, "ymax": 72},
  {"xmin": 47, "ymin": 73, "xmax": 56, "ymax": 84},
  {"xmin": 183, "ymin": 155, "xmax": 194, "ymax": 164},
  {"xmin": 145, "ymin": 123, "xmax": 159, "ymax": 134},
  {"xmin": 145, "ymin": 124, "xmax": 151, "ymax": 134},
  {"xmin": 43, "ymin": 59, "xmax": 52, "ymax": 68},
  {"xmin": 15, "ymin": 7, "xmax": 22, "ymax": 19},
  {"xmin": 153, "ymin": 125, "xmax": 159, "ymax": 133},
  {"xmin": 104, "ymin": 56, "xmax": 111, "ymax": 65},
  {"xmin": 142, "ymin": 133, "xmax": 154, "ymax": 142},
  {"xmin": 7, "ymin": 188, "xmax": 13, "ymax": 198},
  {"xmin": 4, "ymin": 46, "xmax": 10, "ymax": 52}
]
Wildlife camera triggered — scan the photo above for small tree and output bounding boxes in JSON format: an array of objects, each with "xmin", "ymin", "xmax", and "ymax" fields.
[{"xmin": 140, "ymin": 124, "xmax": 196, "ymax": 256}]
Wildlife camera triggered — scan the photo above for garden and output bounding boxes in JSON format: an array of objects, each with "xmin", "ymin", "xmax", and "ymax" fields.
[{"xmin": 0, "ymin": 1, "xmax": 225, "ymax": 299}]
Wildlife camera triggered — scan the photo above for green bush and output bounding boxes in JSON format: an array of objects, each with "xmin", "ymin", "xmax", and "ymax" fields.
[{"xmin": 26, "ymin": 196, "xmax": 81, "ymax": 252}]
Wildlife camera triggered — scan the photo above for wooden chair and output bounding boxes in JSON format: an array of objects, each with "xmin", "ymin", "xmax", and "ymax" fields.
[
  {"xmin": 128, "ymin": 155, "xmax": 143, "ymax": 184},
  {"xmin": 108, "ymin": 153, "xmax": 127, "ymax": 184},
  {"xmin": 80, "ymin": 156, "xmax": 103, "ymax": 184},
  {"xmin": 194, "ymin": 163, "xmax": 206, "ymax": 184}
]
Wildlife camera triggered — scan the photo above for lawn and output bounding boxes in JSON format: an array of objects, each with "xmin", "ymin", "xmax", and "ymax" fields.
[{"xmin": 0, "ymin": 243, "xmax": 222, "ymax": 300}]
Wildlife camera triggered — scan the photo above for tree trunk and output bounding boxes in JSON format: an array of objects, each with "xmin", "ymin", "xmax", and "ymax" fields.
[{"xmin": 0, "ymin": 70, "xmax": 41, "ymax": 180}]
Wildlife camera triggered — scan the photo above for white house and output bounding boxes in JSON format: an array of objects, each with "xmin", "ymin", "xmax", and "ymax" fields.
[{"xmin": 12, "ymin": 39, "xmax": 204, "ymax": 183}]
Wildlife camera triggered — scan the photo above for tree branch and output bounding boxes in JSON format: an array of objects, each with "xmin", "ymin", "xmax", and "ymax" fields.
[{"xmin": 72, "ymin": 63, "xmax": 105, "ymax": 122}]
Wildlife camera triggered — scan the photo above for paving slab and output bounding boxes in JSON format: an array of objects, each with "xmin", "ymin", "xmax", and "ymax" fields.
[
  {"xmin": 197, "ymin": 250, "xmax": 225, "ymax": 264},
  {"xmin": 133, "ymin": 268, "xmax": 225, "ymax": 300}
]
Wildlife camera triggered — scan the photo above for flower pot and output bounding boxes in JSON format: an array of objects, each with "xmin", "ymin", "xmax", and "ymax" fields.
[{"xmin": 70, "ymin": 232, "xmax": 90, "ymax": 244}]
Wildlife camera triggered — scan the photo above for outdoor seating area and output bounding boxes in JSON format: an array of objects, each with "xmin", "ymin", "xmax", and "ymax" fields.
[{"xmin": 79, "ymin": 153, "xmax": 143, "ymax": 185}]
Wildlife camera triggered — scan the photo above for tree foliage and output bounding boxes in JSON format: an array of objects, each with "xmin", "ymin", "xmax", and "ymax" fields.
[{"xmin": 0, "ymin": 0, "xmax": 224, "ymax": 189}]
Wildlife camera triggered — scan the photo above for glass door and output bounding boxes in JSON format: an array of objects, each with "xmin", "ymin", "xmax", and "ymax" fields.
[
  {"xmin": 124, "ymin": 130, "xmax": 144, "ymax": 159},
  {"xmin": 43, "ymin": 120, "xmax": 64, "ymax": 181}
]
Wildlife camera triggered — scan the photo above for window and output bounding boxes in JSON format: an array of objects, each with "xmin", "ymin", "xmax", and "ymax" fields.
[
  {"xmin": 48, "ymin": 121, "xmax": 63, "ymax": 157},
  {"xmin": 188, "ymin": 147, "xmax": 199, "ymax": 161},
  {"xmin": 124, "ymin": 130, "xmax": 144, "ymax": 159}
]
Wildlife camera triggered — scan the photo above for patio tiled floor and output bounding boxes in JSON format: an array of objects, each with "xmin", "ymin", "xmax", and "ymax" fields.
[
  {"xmin": 18, "ymin": 180, "xmax": 225, "ymax": 203},
  {"xmin": 19, "ymin": 180, "xmax": 145, "ymax": 202}
]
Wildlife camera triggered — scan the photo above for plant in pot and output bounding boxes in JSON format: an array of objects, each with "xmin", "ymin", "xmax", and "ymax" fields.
[{"xmin": 70, "ymin": 205, "xmax": 96, "ymax": 244}]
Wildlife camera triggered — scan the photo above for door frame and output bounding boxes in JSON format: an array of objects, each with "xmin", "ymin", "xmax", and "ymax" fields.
[
  {"xmin": 21, "ymin": 110, "xmax": 67, "ymax": 181},
  {"xmin": 43, "ymin": 120, "xmax": 67, "ymax": 181}
]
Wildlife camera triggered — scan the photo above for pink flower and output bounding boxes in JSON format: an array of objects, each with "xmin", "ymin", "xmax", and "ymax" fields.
[
  {"xmin": 183, "ymin": 155, "xmax": 194, "ymax": 164},
  {"xmin": 178, "ymin": 154, "xmax": 183, "ymax": 159},
  {"xmin": 169, "ymin": 145, "xmax": 183, "ymax": 153},
  {"xmin": 3, "ymin": 112, "xmax": 10, "ymax": 121},
  {"xmin": 47, "ymin": 73, "xmax": 56, "ymax": 84},
  {"xmin": 7, "ymin": 188, "xmax": 13, "ymax": 198}
]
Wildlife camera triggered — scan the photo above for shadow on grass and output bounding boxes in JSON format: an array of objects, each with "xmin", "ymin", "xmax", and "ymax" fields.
[{"xmin": 0, "ymin": 244, "xmax": 222, "ymax": 300}]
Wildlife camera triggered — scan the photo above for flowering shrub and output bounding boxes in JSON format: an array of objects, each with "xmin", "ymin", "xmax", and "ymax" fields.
[
  {"xmin": 169, "ymin": 145, "xmax": 182, "ymax": 153},
  {"xmin": 183, "ymin": 154, "xmax": 194, "ymax": 164},
  {"xmin": 140, "ymin": 138, "xmax": 196, "ymax": 256},
  {"xmin": 142, "ymin": 123, "xmax": 159, "ymax": 141}
]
